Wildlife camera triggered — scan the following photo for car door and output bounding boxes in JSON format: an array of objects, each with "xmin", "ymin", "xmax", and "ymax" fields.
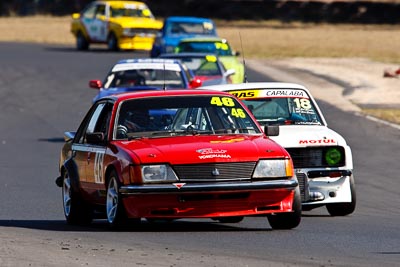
[
  {"xmin": 71, "ymin": 101, "xmax": 111, "ymax": 197},
  {"xmin": 81, "ymin": 3, "xmax": 108, "ymax": 42},
  {"xmin": 85, "ymin": 102, "xmax": 113, "ymax": 188}
]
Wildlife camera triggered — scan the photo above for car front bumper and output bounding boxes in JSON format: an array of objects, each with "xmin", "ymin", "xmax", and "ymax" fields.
[
  {"xmin": 119, "ymin": 36, "xmax": 155, "ymax": 50},
  {"xmin": 119, "ymin": 179, "xmax": 298, "ymax": 218},
  {"xmin": 295, "ymin": 169, "xmax": 353, "ymax": 205}
]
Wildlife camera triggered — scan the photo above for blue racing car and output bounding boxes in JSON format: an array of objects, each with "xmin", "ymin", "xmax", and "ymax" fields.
[{"xmin": 150, "ymin": 16, "xmax": 217, "ymax": 58}]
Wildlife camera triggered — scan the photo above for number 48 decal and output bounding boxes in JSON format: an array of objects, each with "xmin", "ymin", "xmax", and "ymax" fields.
[{"xmin": 210, "ymin": 96, "xmax": 235, "ymax": 107}]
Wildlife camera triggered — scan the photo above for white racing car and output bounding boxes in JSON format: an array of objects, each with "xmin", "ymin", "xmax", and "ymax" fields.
[{"xmin": 202, "ymin": 82, "xmax": 356, "ymax": 216}]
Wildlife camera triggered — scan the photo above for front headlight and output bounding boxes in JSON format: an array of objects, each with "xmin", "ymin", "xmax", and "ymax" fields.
[
  {"xmin": 165, "ymin": 45, "xmax": 175, "ymax": 53},
  {"xmin": 253, "ymin": 159, "xmax": 293, "ymax": 179},
  {"xmin": 324, "ymin": 147, "xmax": 344, "ymax": 166},
  {"xmin": 122, "ymin": 28, "xmax": 135, "ymax": 37},
  {"xmin": 141, "ymin": 164, "xmax": 178, "ymax": 183}
]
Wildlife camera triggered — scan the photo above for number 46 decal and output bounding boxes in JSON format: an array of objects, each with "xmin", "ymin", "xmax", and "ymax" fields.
[
  {"xmin": 210, "ymin": 96, "xmax": 246, "ymax": 118},
  {"xmin": 231, "ymin": 108, "xmax": 246, "ymax": 118},
  {"xmin": 94, "ymin": 152, "xmax": 105, "ymax": 184}
]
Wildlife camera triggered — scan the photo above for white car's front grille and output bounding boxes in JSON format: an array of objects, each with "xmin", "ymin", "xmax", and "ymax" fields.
[{"xmin": 286, "ymin": 147, "xmax": 345, "ymax": 168}]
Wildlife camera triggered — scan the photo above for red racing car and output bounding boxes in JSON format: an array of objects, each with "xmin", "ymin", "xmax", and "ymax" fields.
[{"xmin": 55, "ymin": 89, "xmax": 301, "ymax": 229}]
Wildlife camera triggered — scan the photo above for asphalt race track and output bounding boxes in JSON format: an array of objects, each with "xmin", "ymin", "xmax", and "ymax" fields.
[{"xmin": 0, "ymin": 42, "xmax": 399, "ymax": 266}]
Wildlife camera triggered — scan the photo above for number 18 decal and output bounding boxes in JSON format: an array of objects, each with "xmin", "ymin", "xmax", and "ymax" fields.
[
  {"xmin": 293, "ymin": 98, "xmax": 311, "ymax": 110},
  {"xmin": 94, "ymin": 152, "xmax": 105, "ymax": 184}
]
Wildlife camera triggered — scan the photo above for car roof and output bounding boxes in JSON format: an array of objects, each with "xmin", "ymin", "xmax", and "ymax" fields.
[
  {"xmin": 111, "ymin": 58, "xmax": 183, "ymax": 72},
  {"xmin": 165, "ymin": 16, "xmax": 214, "ymax": 23},
  {"xmin": 95, "ymin": 1, "xmax": 147, "ymax": 6},
  {"xmin": 116, "ymin": 58, "xmax": 181, "ymax": 65},
  {"xmin": 199, "ymin": 82, "xmax": 309, "ymax": 92},
  {"xmin": 101, "ymin": 89, "xmax": 235, "ymax": 103}
]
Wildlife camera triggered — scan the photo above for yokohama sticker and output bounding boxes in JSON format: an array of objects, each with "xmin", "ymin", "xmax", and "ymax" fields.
[{"xmin": 196, "ymin": 148, "xmax": 231, "ymax": 159}]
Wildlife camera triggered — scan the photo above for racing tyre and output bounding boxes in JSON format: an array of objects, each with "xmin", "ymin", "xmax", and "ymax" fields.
[
  {"xmin": 76, "ymin": 32, "xmax": 89, "ymax": 51},
  {"xmin": 62, "ymin": 171, "xmax": 92, "ymax": 225},
  {"xmin": 326, "ymin": 175, "xmax": 356, "ymax": 216},
  {"xmin": 106, "ymin": 171, "xmax": 140, "ymax": 228},
  {"xmin": 107, "ymin": 33, "xmax": 119, "ymax": 51},
  {"xmin": 267, "ymin": 187, "xmax": 301, "ymax": 230}
]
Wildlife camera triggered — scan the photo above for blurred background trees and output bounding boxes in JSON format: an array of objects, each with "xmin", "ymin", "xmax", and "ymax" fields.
[
  {"xmin": 0, "ymin": 0, "xmax": 91, "ymax": 15},
  {"xmin": 1, "ymin": 0, "xmax": 399, "ymax": 23}
]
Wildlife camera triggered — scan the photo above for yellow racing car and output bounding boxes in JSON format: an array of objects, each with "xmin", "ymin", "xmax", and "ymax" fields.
[{"xmin": 71, "ymin": 1, "xmax": 162, "ymax": 51}]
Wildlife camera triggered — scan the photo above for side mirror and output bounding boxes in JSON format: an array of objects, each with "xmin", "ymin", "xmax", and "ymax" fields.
[
  {"xmin": 264, "ymin": 125, "xmax": 279, "ymax": 136},
  {"xmin": 63, "ymin": 131, "xmax": 76, "ymax": 142},
  {"xmin": 223, "ymin": 69, "xmax": 236, "ymax": 78},
  {"xmin": 89, "ymin": 80, "xmax": 102, "ymax": 90},
  {"xmin": 189, "ymin": 78, "xmax": 202, "ymax": 88},
  {"xmin": 86, "ymin": 132, "xmax": 105, "ymax": 145}
]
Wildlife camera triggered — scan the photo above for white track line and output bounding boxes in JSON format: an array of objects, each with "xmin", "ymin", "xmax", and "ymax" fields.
[{"xmin": 361, "ymin": 113, "xmax": 400, "ymax": 130}]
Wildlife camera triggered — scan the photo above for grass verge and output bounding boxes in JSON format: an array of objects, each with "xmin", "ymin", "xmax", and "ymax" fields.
[{"xmin": 362, "ymin": 109, "xmax": 400, "ymax": 125}]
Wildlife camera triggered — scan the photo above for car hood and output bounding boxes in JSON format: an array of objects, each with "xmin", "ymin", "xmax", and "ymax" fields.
[
  {"xmin": 117, "ymin": 134, "xmax": 287, "ymax": 165},
  {"xmin": 270, "ymin": 125, "xmax": 348, "ymax": 148},
  {"xmin": 109, "ymin": 17, "xmax": 162, "ymax": 29}
]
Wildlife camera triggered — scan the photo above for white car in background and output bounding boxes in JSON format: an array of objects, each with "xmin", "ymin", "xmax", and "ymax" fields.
[{"xmin": 202, "ymin": 82, "xmax": 356, "ymax": 216}]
